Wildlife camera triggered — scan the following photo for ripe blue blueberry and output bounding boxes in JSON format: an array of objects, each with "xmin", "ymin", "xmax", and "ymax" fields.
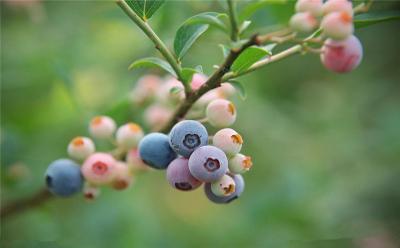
[
  {"xmin": 204, "ymin": 174, "xmax": 245, "ymax": 204},
  {"xmin": 166, "ymin": 157, "xmax": 202, "ymax": 191},
  {"xmin": 138, "ymin": 132, "xmax": 177, "ymax": 169},
  {"xmin": 188, "ymin": 145, "xmax": 228, "ymax": 182},
  {"xmin": 45, "ymin": 159, "xmax": 84, "ymax": 197},
  {"xmin": 169, "ymin": 120, "xmax": 208, "ymax": 158}
]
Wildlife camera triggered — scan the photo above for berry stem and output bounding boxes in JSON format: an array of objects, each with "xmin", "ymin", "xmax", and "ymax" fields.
[
  {"xmin": 1, "ymin": 188, "xmax": 53, "ymax": 219},
  {"xmin": 116, "ymin": 0, "xmax": 191, "ymax": 95},
  {"xmin": 227, "ymin": 0, "xmax": 240, "ymax": 41}
]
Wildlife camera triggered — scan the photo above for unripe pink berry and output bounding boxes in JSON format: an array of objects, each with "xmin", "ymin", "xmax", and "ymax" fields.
[
  {"xmin": 320, "ymin": 35, "xmax": 363, "ymax": 73},
  {"xmin": 116, "ymin": 123, "xmax": 144, "ymax": 150},
  {"xmin": 295, "ymin": 0, "xmax": 323, "ymax": 17},
  {"xmin": 213, "ymin": 128, "xmax": 243, "ymax": 157},
  {"xmin": 81, "ymin": 153, "xmax": 116, "ymax": 185},
  {"xmin": 144, "ymin": 104, "xmax": 172, "ymax": 131},
  {"xmin": 322, "ymin": 0, "xmax": 353, "ymax": 16},
  {"xmin": 83, "ymin": 183, "xmax": 101, "ymax": 201},
  {"xmin": 111, "ymin": 162, "xmax": 134, "ymax": 190},
  {"xmin": 210, "ymin": 174, "xmax": 236, "ymax": 197},
  {"xmin": 206, "ymin": 99, "xmax": 237, "ymax": 127},
  {"xmin": 67, "ymin": 136, "xmax": 95, "ymax": 161},
  {"xmin": 89, "ymin": 116, "xmax": 116, "ymax": 139},
  {"xmin": 228, "ymin": 154, "xmax": 253, "ymax": 174},
  {"xmin": 156, "ymin": 77, "xmax": 185, "ymax": 103},
  {"xmin": 321, "ymin": 11, "xmax": 353, "ymax": 40},
  {"xmin": 130, "ymin": 74, "xmax": 161, "ymax": 104},
  {"xmin": 290, "ymin": 12, "xmax": 318, "ymax": 33},
  {"xmin": 218, "ymin": 83, "xmax": 236, "ymax": 98},
  {"xmin": 190, "ymin": 73, "xmax": 208, "ymax": 90},
  {"xmin": 126, "ymin": 148, "xmax": 150, "ymax": 172}
]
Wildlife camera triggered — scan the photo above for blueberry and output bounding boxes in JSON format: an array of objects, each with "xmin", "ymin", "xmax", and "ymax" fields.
[
  {"xmin": 213, "ymin": 128, "xmax": 243, "ymax": 157},
  {"xmin": 169, "ymin": 120, "xmax": 208, "ymax": 158},
  {"xmin": 188, "ymin": 145, "xmax": 228, "ymax": 182},
  {"xmin": 204, "ymin": 174, "xmax": 245, "ymax": 204},
  {"xmin": 166, "ymin": 158, "xmax": 202, "ymax": 191},
  {"xmin": 138, "ymin": 132, "xmax": 177, "ymax": 169},
  {"xmin": 45, "ymin": 159, "xmax": 83, "ymax": 197}
]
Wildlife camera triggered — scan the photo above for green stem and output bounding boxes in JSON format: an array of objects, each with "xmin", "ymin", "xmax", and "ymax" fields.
[
  {"xmin": 222, "ymin": 44, "xmax": 303, "ymax": 81},
  {"xmin": 227, "ymin": 0, "xmax": 240, "ymax": 41},
  {"xmin": 116, "ymin": 0, "xmax": 190, "ymax": 94}
]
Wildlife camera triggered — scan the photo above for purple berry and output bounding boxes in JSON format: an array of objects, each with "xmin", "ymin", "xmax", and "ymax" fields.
[
  {"xmin": 166, "ymin": 158, "xmax": 202, "ymax": 191},
  {"xmin": 169, "ymin": 120, "xmax": 208, "ymax": 158},
  {"xmin": 188, "ymin": 145, "xmax": 228, "ymax": 182}
]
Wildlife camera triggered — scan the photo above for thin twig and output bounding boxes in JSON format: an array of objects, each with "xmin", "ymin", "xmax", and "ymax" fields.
[
  {"xmin": 227, "ymin": 0, "xmax": 240, "ymax": 41},
  {"xmin": 1, "ymin": 188, "xmax": 53, "ymax": 219}
]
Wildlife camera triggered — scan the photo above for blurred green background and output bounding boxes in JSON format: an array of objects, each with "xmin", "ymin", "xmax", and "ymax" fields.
[{"xmin": 1, "ymin": 1, "xmax": 400, "ymax": 247}]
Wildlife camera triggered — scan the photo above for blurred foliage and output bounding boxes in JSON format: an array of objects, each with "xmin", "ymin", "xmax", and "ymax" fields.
[{"xmin": 1, "ymin": 1, "xmax": 400, "ymax": 248}]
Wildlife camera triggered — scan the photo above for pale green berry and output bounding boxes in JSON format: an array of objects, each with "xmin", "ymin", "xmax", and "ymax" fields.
[
  {"xmin": 116, "ymin": 123, "xmax": 144, "ymax": 150},
  {"xmin": 67, "ymin": 136, "xmax": 95, "ymax": 161},
  {"xmin": 210, "ymin": 174, "xmax": 236, "ymax": 197},
  {"xmin": 229, "ymin": 154, "xmax": 253, "ymax": 174}
]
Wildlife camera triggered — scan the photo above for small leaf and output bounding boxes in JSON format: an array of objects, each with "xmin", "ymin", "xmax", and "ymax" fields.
[
  {"xmin": 239, "ymin": 0, "xmax": 288, "ymax": 21},
  {"xmin": 170, "ymin": 86, "xmax": 183, "ymax": 95},
  {"xmin": 219, "ymin": 44, "xmax": 230, "ymax": 58},
  {"xmin": 129, "ymin": 57, "xmax": 176, "ymax": 77},
  {"xmin": 238, "ymin": 20, "xmax": 252, "ymax": 35},
  {"xmin": 195, "ymin": 65, "xmax": 203, "ymax": 73},
  {"xmin": 262, "ymin": 43, "xmax": 277, "ymax": 55},
  {"xmin": 126, "ymin": 0, "xmax": 165, "ymax": 21},
  {"xmin": 181, "ymin": 67, "xmax": 198, "ymax": 84},
  {"xmin": 228, "ymin": 80, "xmax": 246, "ymax": 100},
  {"xmin": 354, "ymin": 11, "xmax": 400, "ymax": 28},
  {"xmin": 231, "ymin": 46, "xmax": 269, "ymax": 74},
  {"xmin": 174, "ymin": 12, "xmax": 227, "ymax": 59}
]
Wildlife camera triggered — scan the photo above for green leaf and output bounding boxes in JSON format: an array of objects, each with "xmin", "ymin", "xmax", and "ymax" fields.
[
  {"xmin": 231, "ymin": 46, "xmax": 269, "ymax": 74},
  {"xmin": 238, "ymin": 20, "xmax": 252, "ymax": 35},
  {"xmin": 354, "ymin": 11, "xmax": 400, "ymax": 29},
  {"xmin": 219, "ymin": 44, "xmax": 230, "ymax": 58},
  {"xmin": 263, "ymin": 43, "xmax": 277, "ymax": 55},
  {"xmin": 129, "ymin": 57, "xmax": 176, "ymax": 77},
  {"xmin": 195, "ymin": 65, "xmax": 203, "ymax": 73},
  {"xmin": 126, "ymin": 0, "xmax": 165, "ymax": 21},
  {"xmin": 228, "ymin": 80, "xmax": 246, "ymax": 100},
  {"xmin": 239, "ymin": 0, "xmax": 288, "ymax": 21},
  {"xmin": 170, "ymin": 86, "xmax": 183, "ymax": 95},
  {"xmin": 174, "ymin": 12, "xmax": 227, "ymax": 59},
  {"xmin": 181, "ymin": 67, "xmax": 198, "ymax": 84}
]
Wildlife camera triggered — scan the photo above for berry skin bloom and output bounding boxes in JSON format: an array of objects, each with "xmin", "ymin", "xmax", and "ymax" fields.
[
  {"xmin": 116, "ymin": 123, "xmax": 144, "ymax": 150},
  {"xmin": 322, "ymin": 0, "xmax": 353, "ymax": 16},
  {"xmin": 138, "ymin": 132, "xmax": 177, "ymax": 170},
  {"xmin": 204, "ymin": 173, "xmax": 245, "ymax": 204},
  {"xmin": 166, "ymin": 158, "xmax": 202, "ymax": 191},
  {"xmin": 210, "ymin": 174, "xmax": 236, "ymax": 197},
  {"xmin": 213, "ymin": 128, "xmax": 243, "ymax": 157},
  {"xmin": 229, "ymin": 154, "xmax": 253, "ymax": 174},
  {"xmin": 188, "ymin": 145, "xmax": 228, "ymax": 182},
  {"xmin": 126, "ymin": 148, "xmax": 150, "ymax": 172},
  {"xmin": 321, "ymin": 11, "xmax": 353, "ymax": 41},
  {"xmin": 295, "ymin": 0, "xmax": 323, "ymax": 17},
  {"xmin": 320, "ymin": 35, "xmax": 363, "ymax": 73},
  {"xmin": 206, "ymin": 99, "xmax": 237, "ymax": 128},
  {"xmin": 111, "ymin": 161, "xmax": 134, "ymax": 190},
  {"xmin": 45, "ymin": 159, "xmax": 83, "ymax": 197},
  {"xmin": 290, "ymin": 12, "xmax": 318, "ymax": 33},
  {"xmin": 81, "ymin": 153, "xmax": 117, "ymax": 185},
  {"xmin": 169, "ymin": 120, "xmax": 208, "ymax": 158},
  {"xmin": 67, "ymin": 136, "xmax": 95, "ymax": 161},
  {"xmin": 89, "ymin": 116, "xmax": 116, "ymax": 139}
]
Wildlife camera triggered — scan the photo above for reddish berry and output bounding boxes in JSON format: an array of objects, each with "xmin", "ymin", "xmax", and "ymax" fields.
[
  {"xmin": 320, "ymin": 35, "xmax": 363, "ymax": 73},
  {"xmin": 321, "ymin": 11, "xmax": 353, "ymax": 40},
  {"xmin": 81, "ymin": 153, "xmax": 116, "ymax": 185},
  {"xmin": 213, "ymin": 128, "xmax": 243, "ymax": 157},
  {"xmin": 206, "ymin": 99, "xmax": 237, "ymax": 128}
]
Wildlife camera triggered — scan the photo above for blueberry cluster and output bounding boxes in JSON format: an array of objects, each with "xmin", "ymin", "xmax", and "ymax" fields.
[
  {"xmin": 45, "ymin": 116, "xmax": 149, "ymax": 199},
  {"xmin": 289, "ymin": 0, "xmax": 363, "ymax": 73},
  {"xmin": 130, "ymin": 73, "xmax": 236, "ymax": 131},
  {"xmin": 139, "ymin": 119, "xmax": 252, "ymax": 204}
]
